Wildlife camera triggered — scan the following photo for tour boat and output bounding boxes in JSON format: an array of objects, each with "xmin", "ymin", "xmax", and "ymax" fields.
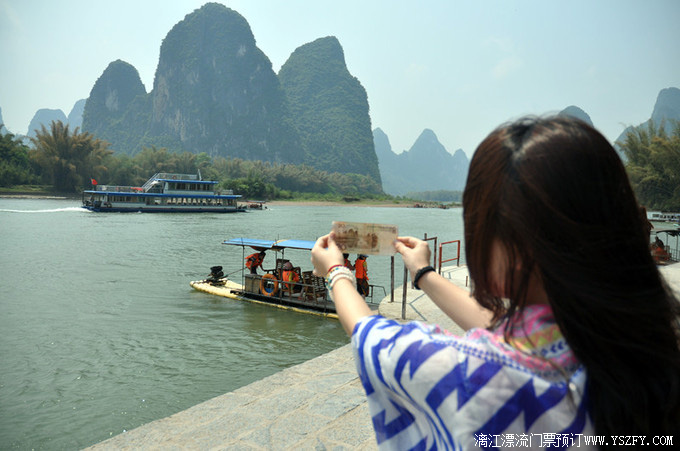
[
  {"xmin": 82, "ymin": 173, "xmax": 244, "ymax": 213},
  {"xmin": 647, "ymin": 211, "xmax": 680, "ymax": 225},
  {"xmin": 190, "ymin": 238, "xmax": 383, "ymax": 319}
]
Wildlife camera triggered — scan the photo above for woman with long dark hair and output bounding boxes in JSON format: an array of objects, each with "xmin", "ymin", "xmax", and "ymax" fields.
[{"xmin": 312, "ymin": 116, "xmax": 680, "ymax": 449}]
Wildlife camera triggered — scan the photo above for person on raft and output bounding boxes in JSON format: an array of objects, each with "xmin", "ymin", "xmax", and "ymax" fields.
[{"xmin": 246, "ymin": 250, "xmax": 266, "ymax": 274}]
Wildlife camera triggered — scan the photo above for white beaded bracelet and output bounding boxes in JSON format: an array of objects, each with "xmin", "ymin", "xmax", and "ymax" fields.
[
  {"xmin": 330, "ymin": 272, "xmax": 355, "ymax": 290},
  {"xmin": 325, "ymin": 266, "xmax": 356, "ymax": 302}
]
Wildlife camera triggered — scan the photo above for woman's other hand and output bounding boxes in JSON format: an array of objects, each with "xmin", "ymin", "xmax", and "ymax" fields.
[
  {"xmin": 311, "ymin": 233, "xmax": 345, "ymax": 277},
  {"xmin": 395, "ymin": 236, "xmax": 432, "ymax": 279}
]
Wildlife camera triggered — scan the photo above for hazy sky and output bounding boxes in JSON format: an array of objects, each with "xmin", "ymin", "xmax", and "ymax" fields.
[{"xmin": 1, "ymin": 0, "xmax": 679, "ymax": 156}]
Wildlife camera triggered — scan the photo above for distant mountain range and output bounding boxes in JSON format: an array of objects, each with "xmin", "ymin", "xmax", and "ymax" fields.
[
  {"xmin": 0, "ymin": 107, "xmax": 7, "ymax": 134},
  {"xmin": 374, "ymin": 92, "xmax": 679, "ymax": 197},
  {"xmin": 3, "ymin": 100, "xmax": 85, "ymax": 139},
  {"xmin": 279, "ymin": 36, "xmax": 379, "ymax": 182},
  {"xmin": 2, "ymin": 2, "xmax": 678, "ymax": 195},
  {"xmin": 558, "ymin": 105, "xmax": 594, "ymax": 125},
  {"xmin": 79, "ymin": 3, "xmax": 379, "ymax": 183},
  {"xmin": 614, "ymin": 87, "xmax": 680, "ymax": 157},
  {"xmin": 374, "ymin": 128, "xmax": 469, "ymax": 196}
]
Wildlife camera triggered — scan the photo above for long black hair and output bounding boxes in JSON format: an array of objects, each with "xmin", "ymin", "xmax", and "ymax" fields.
[{"xmin": 463, "ymin": 116, "xmax": 680, "ymax": 440}]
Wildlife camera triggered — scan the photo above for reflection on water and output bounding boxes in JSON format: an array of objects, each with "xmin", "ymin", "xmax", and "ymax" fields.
[{"xmin": 0, "ymin": 198, "xmax": 464, "ymax": 449}]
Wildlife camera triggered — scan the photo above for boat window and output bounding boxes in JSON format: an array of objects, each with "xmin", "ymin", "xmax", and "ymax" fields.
[{"xmin": 112, "ymin": 195, "xmax": 136, "ymax": 203}]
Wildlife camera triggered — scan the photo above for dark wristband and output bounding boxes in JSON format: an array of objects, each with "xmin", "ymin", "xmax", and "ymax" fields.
[{"xmin": 413, "ymin": 265, "xmax": 435, "ymax": 290}]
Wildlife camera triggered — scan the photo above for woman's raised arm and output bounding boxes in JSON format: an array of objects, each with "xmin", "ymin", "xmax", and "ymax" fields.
[
  {"xmin": 311, "ymin": 234, "xmax": 373, "ymax": 335},
  {"xmin": 395, "ymin": 236, "xmax": 493, "ymax": 331}
]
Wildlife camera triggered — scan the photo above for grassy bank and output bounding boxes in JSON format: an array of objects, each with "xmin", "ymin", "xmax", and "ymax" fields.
[
  {"xmin": 0, "ymin": 185, "xmax": 459, "ymax": 208},
  {"xmin": 266, "ymin": 198, "xmax": 459, "ymax": 209},
  {"xmin": 0, "ymin": 185, "xmax": 79, "ymax": 199}
]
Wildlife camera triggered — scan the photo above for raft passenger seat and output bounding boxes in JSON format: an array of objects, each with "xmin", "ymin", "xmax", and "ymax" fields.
[{"xmin": 302, "ymin": 271, "xmax": 326, "ymax": 301}]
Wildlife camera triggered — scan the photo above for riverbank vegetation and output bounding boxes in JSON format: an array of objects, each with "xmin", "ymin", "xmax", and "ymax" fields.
[
  {"xmin": 5, "ymin": 119, "xmax": 676, "ymax": 210},
  {"xmin": 0, "ymin": 120, "xmax": 393, "ymax": 203},
  {"xmin": 404, "ymin": 189, "xmax": 462, "ymax": 203},
  {"xmin": 619, "ymin": 120, "xmax": 680, "ymax": 211}
]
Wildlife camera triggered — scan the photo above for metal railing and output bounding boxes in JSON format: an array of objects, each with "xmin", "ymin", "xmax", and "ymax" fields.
[
  {"xmin": 155, "ymin": 172, "xmax": 200, "ymax": 181},
  {"xmin": 94, "ymin": 185, "xmax": 137, "ymax": 192},
  {"xmin": 367, "ymin": 284, "xmax": 387, "ymax": 306},
  {"xmin": 423, "ymin": 233, "xmax": 439, "ymax": 271},
  {"xmin": 398, "ymin": 233, "xmax": 462, "ymax": 320},
  {"xmin": 438, "ymin": 239, "xmax": 461, "ymax": 271},
  {"xmin": 141, "ymin": 173, "xmax": 201, "ymax": 191},
  {"xmin": 141, "ymin": 175, "xmax": 161, "ymax": 192}
]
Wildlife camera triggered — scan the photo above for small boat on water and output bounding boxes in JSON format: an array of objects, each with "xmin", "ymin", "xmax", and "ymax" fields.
[
  {"xmin": 190, "ymin": 238, "xmax": 383, "ymax": 319},
  {"xmin": 245, "ymin": 200, "xmax": 267, "ymax": 210},
  {"xmin": 652, "ymin": 229, "xmax": 679, "ymax": 265},
  {"xmin": 82, "ymin": 172, "xmax": 244, "ymax": 213}
]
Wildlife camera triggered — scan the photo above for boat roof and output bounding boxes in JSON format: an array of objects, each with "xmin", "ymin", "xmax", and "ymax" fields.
[
  {"xmin": 223, "ymin": 238, "xmax": 315, "ymax": 251},
  {"xmin": 155, "ymin": 178, "xmax": 218, "ymax": 184},
  {"xmin": 82, "ymin": 191, "xmax": 240, "ymax": 199},
  {"xmin": 656, "ymin": 229, "xmax": 680, "ymax": 237}
]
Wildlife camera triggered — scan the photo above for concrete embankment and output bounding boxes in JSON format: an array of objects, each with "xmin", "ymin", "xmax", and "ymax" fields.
[
  {"xmin": 87, "ymin": 344, "xmax": 375, "ymax": 449},
  {"xmin": 87, "ymin": 264, "xmax": 680, "ymax": 450}
]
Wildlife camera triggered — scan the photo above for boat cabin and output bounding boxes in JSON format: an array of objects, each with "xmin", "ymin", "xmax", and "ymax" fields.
[{"xmin": 82, "ymin": 172, "xmax": 243, "ymax": 213}]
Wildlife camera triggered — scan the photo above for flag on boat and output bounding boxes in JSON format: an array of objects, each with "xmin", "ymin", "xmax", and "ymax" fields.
[{"xmin": 91, "ymin": 178, "xmax": 97, "ymax": 185}]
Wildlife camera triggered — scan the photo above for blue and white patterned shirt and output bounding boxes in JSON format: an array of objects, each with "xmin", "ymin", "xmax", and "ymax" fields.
[{"xmin": 351, "ymin": 305, "xmax": 593, "ymax": 450}]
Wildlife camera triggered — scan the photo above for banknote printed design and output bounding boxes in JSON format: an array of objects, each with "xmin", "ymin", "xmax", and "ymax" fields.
[{"xmin": 331, "ymin": 221, "xmax": 398, "ymax": 255}]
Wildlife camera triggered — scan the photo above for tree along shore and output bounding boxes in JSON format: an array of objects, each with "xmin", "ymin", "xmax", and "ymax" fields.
[{"xmin": 5, "ymin": 119, "xmax": 677, "ymax": 210}]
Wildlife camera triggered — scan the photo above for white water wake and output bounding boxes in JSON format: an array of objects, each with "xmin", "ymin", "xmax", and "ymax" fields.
[{"xmin": 0, "ymin": 207, "xmax": 87, "ymax": 213}]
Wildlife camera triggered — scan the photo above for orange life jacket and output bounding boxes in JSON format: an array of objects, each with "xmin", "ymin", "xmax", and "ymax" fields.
[
  {"xmin": 246, "ymin": 253, "xmax": 264, "ymax": 269},
  {"xmin": 355, "ymin": 258, "xmax": 368, "ymax": 280},
  {"xmin": 652, "ymin": 245, "xmax": 670, "ymax": 262},
  {"xmin": 282, "ymin": 269, "xmax": 300, "ymax": 289}
]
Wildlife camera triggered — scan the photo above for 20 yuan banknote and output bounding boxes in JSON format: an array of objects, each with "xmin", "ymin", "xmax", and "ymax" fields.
[{"xmin": 331, "ymin": 221, "xmax": 398, "ymax": 255}]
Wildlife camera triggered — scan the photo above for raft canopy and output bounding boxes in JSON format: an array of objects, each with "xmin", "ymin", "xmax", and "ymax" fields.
[{"xmin": 223, "ymin": 238, "xmax": 316, "ymax": 252}]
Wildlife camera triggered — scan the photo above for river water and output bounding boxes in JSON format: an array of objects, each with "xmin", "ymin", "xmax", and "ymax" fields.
[{"xmin": 0, "ymin": 197, "xmax": 464, "ymax": 449}]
